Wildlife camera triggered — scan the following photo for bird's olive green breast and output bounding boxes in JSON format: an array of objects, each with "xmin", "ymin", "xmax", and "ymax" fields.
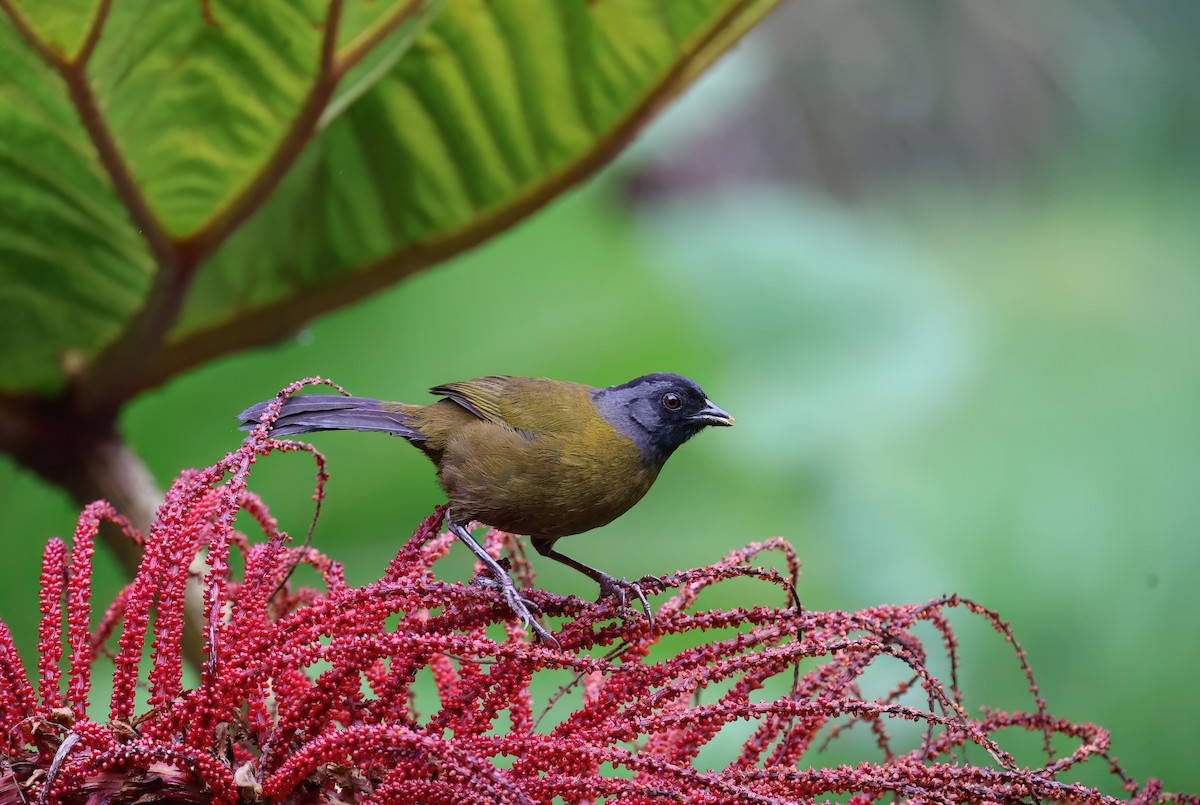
[{"xmin": 399, "ymin": 378, "xmax": 659, "ymax": 540}]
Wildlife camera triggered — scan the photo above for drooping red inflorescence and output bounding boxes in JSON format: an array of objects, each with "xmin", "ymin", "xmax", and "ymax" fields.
[{"xmin": 0, "ymin": 376, "xmax": 1195, "ymax": 804}]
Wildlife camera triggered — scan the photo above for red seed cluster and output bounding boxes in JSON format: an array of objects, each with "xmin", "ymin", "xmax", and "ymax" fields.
[{"xmin": 0, "ymin": 377, "xmax": 1196, "ymax": 803}]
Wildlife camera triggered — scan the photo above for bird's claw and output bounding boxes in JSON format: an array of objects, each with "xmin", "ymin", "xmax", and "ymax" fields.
[
  {"xmin": 472, "ymin": 573, "xmax": 542, "ymax": 614},
  {"xmin": 476, "ymin": 570, "xmax": 559, "ymax": 649},
  {"xmin": 597, "ymin": 575, "xmax": 655, "ymax": 629}
]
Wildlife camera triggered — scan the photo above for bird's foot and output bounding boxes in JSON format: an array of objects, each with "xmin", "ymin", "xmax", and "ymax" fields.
[
  {"xmin": 471, "ymin": 572, "xmax": 542, "ymax": 614},
  {"xmin": 472, "ymin": 570, "xmax": 558, "ymax": 649},
  {"xmin": 596, "ymin": 574, "xmax": 654, "ymax": 629}
]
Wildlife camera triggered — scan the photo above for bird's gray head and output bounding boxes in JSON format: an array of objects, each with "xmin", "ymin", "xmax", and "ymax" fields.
[{"xmin": 592, "ymin": 372, "xmax": 733, "ymax": 467}]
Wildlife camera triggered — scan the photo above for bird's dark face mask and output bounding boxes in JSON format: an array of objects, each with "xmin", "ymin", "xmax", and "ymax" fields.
[{"xmin": 592, "ymin": 373, "xmax": 733, "ymax": 468}]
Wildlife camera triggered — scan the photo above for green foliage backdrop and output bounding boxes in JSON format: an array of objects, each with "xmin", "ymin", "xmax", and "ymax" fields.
[{"xmin": 1, "ymin": 0, "xmax": 1198, "ymax": 797}]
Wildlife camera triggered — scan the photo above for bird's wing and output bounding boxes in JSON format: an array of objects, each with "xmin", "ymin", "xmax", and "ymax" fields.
[
  {"xmin": 430, "ymin": 376, "xmax": 595, "ymax": 435},
  {"xmin": 429, "ymin": 376, "xmax": 512, "ymax": 425}
]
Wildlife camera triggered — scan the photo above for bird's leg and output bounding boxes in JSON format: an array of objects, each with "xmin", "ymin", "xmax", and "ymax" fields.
[
  {"xmin": 447, "ymin": 519, "xmax": 559, "ymax": 648},
  {"xmin": 532, "ymin": 540, "xmax": 653, "ymax": 627}
]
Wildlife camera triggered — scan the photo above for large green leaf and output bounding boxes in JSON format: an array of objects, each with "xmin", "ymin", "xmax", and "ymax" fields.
[{"xmin": 0, "ymin": 0, "xmax": 779, "ymax": 398}]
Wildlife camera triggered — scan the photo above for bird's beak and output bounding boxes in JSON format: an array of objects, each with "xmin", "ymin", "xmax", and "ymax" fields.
[{"xmin": 691, "ymin": 400, "xmax": 735, "ymax": 427}]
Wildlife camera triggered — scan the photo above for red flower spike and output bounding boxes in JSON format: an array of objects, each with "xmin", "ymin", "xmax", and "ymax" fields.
[
  {"xmin": 37, "ymin": 537, "xmax": 67, "ymax": 709},
  {"xmin": 0, "ymin": 621, "xmax": 36, "ymax": 743},
  {"xmin": 0, "ymin": 377, "xmax": 1195, "ymax": 803},
  {"xmin": 65, "ymin": 502, "xmax": 108, "ymax": 715}
]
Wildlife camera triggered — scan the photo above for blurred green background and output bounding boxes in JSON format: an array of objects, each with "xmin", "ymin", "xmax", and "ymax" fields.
[{"xmin": 2, "ymin": 0, "xmax": 1198, "ymax": 793}]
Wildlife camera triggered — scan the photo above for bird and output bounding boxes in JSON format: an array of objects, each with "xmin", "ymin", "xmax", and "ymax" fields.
[{"xmin": 237, "ymin": 372, "xmax": 733, "ymax": 645}]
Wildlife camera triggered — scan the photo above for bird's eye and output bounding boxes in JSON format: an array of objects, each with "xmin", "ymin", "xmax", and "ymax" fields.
[{"xmin": 662, "ymin": 392, "xmax": 682, "ymax": 411}]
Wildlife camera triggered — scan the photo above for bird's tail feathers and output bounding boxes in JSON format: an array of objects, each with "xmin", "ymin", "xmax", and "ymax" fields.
[{"xmin": 238, "ymin": 395, "xmax": 423, "ymax": 441}]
